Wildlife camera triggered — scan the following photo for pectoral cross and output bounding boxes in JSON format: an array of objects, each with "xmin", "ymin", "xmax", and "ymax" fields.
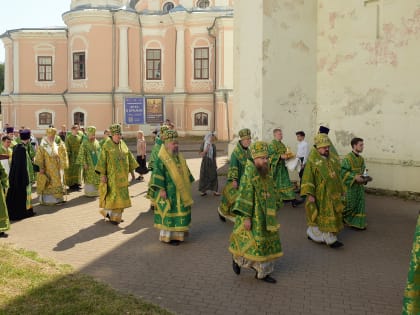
[{"xmin": 364, "ymin": 0, "xmax": 382, "ymax": 39}]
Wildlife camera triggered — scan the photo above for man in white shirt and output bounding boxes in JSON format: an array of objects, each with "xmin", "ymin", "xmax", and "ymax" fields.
[{"xmin": 296, "ymin": 131, "xmax": 309, "ymax": 190}]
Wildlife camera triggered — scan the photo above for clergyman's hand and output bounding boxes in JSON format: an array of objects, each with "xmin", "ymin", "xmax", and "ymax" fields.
[
  {"xmin": 244, "ymin": 218, "xmax": 251, "ymax": 231},
  {"xmin": 160, "ymin": 190, "xmax": 167, "ymax": 199},
  {"xmin": 308, "ymin": 195, "xmax": 315, "ymax": 203}
]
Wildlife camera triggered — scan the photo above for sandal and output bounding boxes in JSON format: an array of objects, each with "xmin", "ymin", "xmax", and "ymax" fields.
[
  {"xmin": 200, "ymin": 192, "xmax": 207, "ymax": 196},
  {"xmin": 213, "ymin": 192, "xmax": 221, "ymax": 196}
]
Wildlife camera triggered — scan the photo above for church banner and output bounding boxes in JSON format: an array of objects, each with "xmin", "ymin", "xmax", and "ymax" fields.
[
  {"xmin": 145, "ymin": 97, "xmax": 164, "ymax": 124},
  {"xmin": 124, "ymin": 97, "xmax": 145, "ymax": 124}
]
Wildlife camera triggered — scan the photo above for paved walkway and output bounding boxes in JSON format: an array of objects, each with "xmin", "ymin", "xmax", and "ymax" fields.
[{"xmin": 1, "ymin": 142, "xmax": 419, "ymax": 315}]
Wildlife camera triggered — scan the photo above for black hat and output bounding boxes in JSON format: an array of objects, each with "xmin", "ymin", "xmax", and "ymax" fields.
[
  {"xmin": 319, "ymin": 126, "xmax": 330, "ymax": 134},
  {"xmin": 19, "ymin": 129, "xmax": 31, "ymax": 140}
]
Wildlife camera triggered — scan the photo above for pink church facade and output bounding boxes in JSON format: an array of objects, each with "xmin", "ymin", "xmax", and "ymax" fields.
[{"xmin": 0, "ymin": 0, "xmax": 234, "ymax": 139}]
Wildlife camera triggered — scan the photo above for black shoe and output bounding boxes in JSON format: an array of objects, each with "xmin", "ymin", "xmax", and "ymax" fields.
[
  {"xmin": 219, "ymin": 214, "xmax": 226, "ymax": 222},
  {"xmin": 168, "ymin": 240, "xmax": 180, "ymax": 246},
  {"xmin": 232, "ymin": 260, "xmax": 241, "ymax": 275},
  {"xmin": 258, "ymin": 275, "xmax": 276, "ymax": 284},
  {"xmin": 110, "ymin": 220, "xmax": 120, "ymax": 225},
  {"xmin": 329, "ymin": 241, "xmax": 344, "ymax": 248},
  {"xmin": 0, "ymin": 232, "xmax": 8, "ymax": 238}
]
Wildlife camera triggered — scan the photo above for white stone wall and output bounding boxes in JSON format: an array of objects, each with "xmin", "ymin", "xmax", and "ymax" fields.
[{"xmin": 317, "ymin": 0, "xmax": 420, "ymax": 192}]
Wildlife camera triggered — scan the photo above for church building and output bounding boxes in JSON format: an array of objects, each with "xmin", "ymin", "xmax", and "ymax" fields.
[{"xmin": 0, "ymin": 0, "xmax": 234, "ymax": 139}]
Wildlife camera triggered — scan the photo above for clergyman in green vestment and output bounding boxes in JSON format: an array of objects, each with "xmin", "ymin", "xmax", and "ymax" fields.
[
  {"xmin": 268, "ymin": 128, "xmax": 301, "ymax": 207},
  {"xmin": 65, "ymin": 125, "xmax": 83, "ymax": 190},
  {"xmin": 229, "ymin": 141, "xmax": 283, "ymax": 284},
  {"xmin": 95, "ymin": 124, "xmax": 138, "ymax": 224},
  {"xmin": 76, "ymin": 126, "xmax": 101, "ymax": 197},
  {"xmin": 301, "ymin": 133, "xmax": 345, "ymax": 248},
  {"xmin": 341, "ymin": 137, "xmax": 372, "ymax": 230},
  {"xmin": 218, "ymin": 128, "xmax": 252, "ymax": 222},
  {"xmin": 150, "ymin": 130, "xmax": 194, "ymax": 246},
  {"xmin": 0, "ymin": 162, "xmax": 10, "ymax": 238},
  {"xmin": 402, "ymin": 212, "xmax": 420, "ymax": 315}
]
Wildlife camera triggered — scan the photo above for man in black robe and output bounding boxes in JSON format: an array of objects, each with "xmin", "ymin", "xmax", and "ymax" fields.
[{"xmin": 6, "ymin": 129, "xmax": 35, "ymax": 221}]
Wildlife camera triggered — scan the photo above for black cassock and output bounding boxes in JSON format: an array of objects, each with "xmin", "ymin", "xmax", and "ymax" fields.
[{"xmin": 6, "ymin": 143, "xmax": 34, "ymax": 220}]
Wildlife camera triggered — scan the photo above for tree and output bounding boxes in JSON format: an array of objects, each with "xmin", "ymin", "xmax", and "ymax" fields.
[{"xmin": 0, "ymin": 63, "xmax": 4, "ymax": 93}]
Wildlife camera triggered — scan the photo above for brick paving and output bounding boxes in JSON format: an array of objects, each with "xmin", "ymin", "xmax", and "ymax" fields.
[{"xmin": 1, "ymin": 141, "xmax": 419, "ymax": 315}]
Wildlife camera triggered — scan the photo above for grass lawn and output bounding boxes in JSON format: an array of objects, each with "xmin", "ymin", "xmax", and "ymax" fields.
[{"xmin": 0, "ymin": 244, "xmax": 172, "ymax": 315}]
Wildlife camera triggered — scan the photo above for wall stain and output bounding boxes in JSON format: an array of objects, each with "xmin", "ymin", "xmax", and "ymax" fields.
[
  {"xmin": 360, "ymin": 8, "xmax": 420, "ymax": 67},
  {"xmin": 292, "ymin": 40, "xmax": 310, "ymax": 53},
  {"xmin": 343, "ymin": 88, "xmax": 385, "ymax": 115},
  {"xmin": 335, "ymin": 130, "xmax": 356, "ymax": 147},
  {"xmin": 263, "ymin": 0, "xmax": 281, "ymax": 17}
]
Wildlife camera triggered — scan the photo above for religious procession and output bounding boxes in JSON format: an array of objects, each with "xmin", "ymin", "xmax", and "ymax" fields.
[
  {"xmin": 0, "ymin": 121, "xmax": 417, "ymax": 312},
  {"xmin": 0, "ymin": 122, "xmax": 375, "ymax": 266}
]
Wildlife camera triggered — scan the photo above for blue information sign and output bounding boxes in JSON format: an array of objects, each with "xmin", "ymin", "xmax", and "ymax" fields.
[{"xmin": 124, "ymin": 97, "xmax": 145, "ymax": 124}]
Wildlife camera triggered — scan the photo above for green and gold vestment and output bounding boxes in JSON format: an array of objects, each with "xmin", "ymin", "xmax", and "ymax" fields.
[
  {"xmin": 268, "ymin": 140, "xmax": 295, "ymax": 201},
  {"xmin": 402, "ymin": 213, "xmax": 420, "ymax": 315},
  {"xmin": 219, "ymin": 142, "xmax": 252, "ymax": 218},
  {"xmin": 64, "ymin": 133, "xmax": 83, "ymax": 186},
  {"xmin": 301, "ymin": 149, "xmax": 344, "ymax": 233},
  {"xmin": 76, "ymin": 139, "xmax": 101, "ymax": 193},
  {"xmin": 341, "ymin": 151, "xmax": 367, "ymax": 229},
  {"xmin": 229, "ymin": 160, "xmax": 283, "ymax": 262},
  {"xmin": 150, "ymin": 145, "xmax": 194, "ymax": 232},
  {"xmin": 0, "ymin": 163, "xmax": 9, "ymax": 232},
  {"xmin": 95, "ymin": 138, "xmax": 138, "ymax": 210}
]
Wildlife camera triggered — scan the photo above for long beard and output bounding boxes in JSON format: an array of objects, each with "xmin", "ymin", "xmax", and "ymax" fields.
[
  {"xmin": 171, "ymin": 148, "xmax": 179, "ymax": 156},
  {"xmin": 256, "ymin": 164, "xmax": 269, "ymax": 177}
]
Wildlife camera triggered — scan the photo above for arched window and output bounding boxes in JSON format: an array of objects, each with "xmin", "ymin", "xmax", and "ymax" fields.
[
  {"xmin": 197, "ymin": 0, "xmax": 210, "ymax": 8},
  {"xmin": 73, "ymin": 112, "xmax": 85, "ymax": 126},
  {"xmin": 163, "ymin": 2, "xmax": 174, "ymax": 13},
  {"xmin": 194, "ymin": 112, "xmax": 208, "ymax": 126},
  {"xmin": 39, "ymin": 112, "xmax": 53, "ymax": 126}
]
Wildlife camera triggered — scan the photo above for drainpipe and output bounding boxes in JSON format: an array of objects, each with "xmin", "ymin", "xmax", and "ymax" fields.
[
  {"xmin": 61, "ymin": 89, "xmax": 68, "ymax": 125},
  {"xmin": 207, "ymin": 20, "xmax": 217, "ymax": 133}
]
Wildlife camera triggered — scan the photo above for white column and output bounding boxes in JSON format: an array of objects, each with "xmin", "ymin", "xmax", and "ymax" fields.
[
  {"xmin": 174, "ymin": 25, "xmax": 185, "ymax": 92},
  {"xmin": 13, "ymin": 41, "xmax": 19, "ymax": 94},
  {"xmin": 3, "ymin": 45, "xmax": 10, "ymax": 94},
  {"xmin": 117, "ymin": 26, "xmax": 131, "ymax": 92}
]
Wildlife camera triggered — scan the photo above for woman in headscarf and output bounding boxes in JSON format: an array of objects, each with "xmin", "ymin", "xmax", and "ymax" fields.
[{"xmin": 198, "ymin": 132, "xmax": 220, "ymax": 196}]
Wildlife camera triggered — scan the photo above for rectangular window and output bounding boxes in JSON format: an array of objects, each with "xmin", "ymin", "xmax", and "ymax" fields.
[
  {"xmin": 146, "ymin": 49, "xmax": 161, "ymax": 80},
  {"xmin": 39, "ymin": 112, "xmax": 52, "ymax": 125},
  {"xmin": 194, "ymin": 47, "xmax": 209, "ymax": 80},
  {"xmin": 73, "ymin": 52, "xmax": 86, "ymax": 80},
  {"xmin": 38, "ymin": 56, "xmax": 53, "ymax": 81}
]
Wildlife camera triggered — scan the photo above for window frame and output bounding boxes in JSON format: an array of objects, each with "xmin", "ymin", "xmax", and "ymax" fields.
[
  {"xmin": 194, "ymin": 47, "xmax": 209, "ymax": 80},
  {"xmin": 37, "ymin": 56, "xmax": 53, "ymax": 81},
  {"xmin": 146, "ymin": 49, "xmax": 162, "ymax": 80},
  {"xmin": 197, "ymin": 0, "xmax": 210, "ymax": 9},
  {"xmin": 73, "ymin": 52, "xmax": 86, "ymax": 80},
  {"xmin": 163, "ymin": 2, "xmax": 174, "ymax": 13},
  {"xmin": 194, "ymin": 112, "xmax": 209, "ymax": 126},
  {"xmin": 38, "ymin": 112, "xmax": 53, "ymax": 126},
  {"xmin": 73, "ymin": 111, "xmax": 85, "ymax": 126}
]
